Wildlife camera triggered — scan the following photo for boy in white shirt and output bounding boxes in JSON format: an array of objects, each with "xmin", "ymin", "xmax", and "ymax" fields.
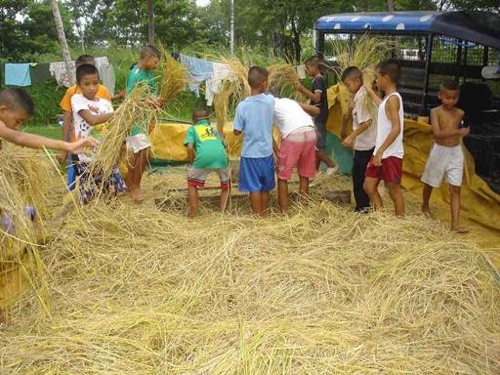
[
  {"xmin": 364, "ymin": 59, "xmax": 405, "ymax": 216},
  {"xmin": 272, "ymin": 96, "xmax": 320, "ymax": 212},
  {"xmin": 71, "ymin": 64, "xmax": 125, "ymax": 203},
  {"xmin": 341, "ymin": 66, "xmax": 377, "ymax": 213}
]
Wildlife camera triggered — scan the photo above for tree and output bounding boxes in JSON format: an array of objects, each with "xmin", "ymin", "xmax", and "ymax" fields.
[
  {"xmin": 51, "ymin": 0, "xmax": 74, "ymax": 85},
  {"xmin": 147, "ymin": 0, "xmax": 154, "ymax": 45}
]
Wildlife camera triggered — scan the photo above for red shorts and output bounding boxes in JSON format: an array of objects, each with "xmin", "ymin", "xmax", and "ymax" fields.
[
  {"xmin": 277, "ymin": 129, "xmax": 317, "ymax": 181},
  {"xmin": 365, "ymin": 156, "xmax": 403, "ymax": 185}
]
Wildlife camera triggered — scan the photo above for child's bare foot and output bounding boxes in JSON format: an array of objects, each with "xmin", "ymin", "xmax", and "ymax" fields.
[
  {"xmin": 452, "ymin": 226, "xmax": 469, "ymax": 234},
  {"xmin": 421, "ymin": 205, "xmax": 432, "ymax": 218},
  {"xmin": 131, "ymin": 188, "xmax": 145, "ymax": 203}
]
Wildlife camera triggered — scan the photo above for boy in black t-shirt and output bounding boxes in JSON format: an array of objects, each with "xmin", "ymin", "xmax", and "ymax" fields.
[{"xmin": 296, "ymin": 56, "xmax": 338, "ymax": 174}]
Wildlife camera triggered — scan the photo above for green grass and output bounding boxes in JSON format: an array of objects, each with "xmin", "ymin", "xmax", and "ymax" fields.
[{"xmin": 23, "ymin": 125, "xmax": 62, "ymax": 140}]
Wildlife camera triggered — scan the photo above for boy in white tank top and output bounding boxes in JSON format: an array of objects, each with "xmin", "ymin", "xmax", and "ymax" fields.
[{"xmin": 364, "ymin": 59, "xmax": 405, "ymax": 216}]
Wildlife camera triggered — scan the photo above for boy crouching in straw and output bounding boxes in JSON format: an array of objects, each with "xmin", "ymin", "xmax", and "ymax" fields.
[{"xmin": 184, "ymin": 109, "xmax": 230, "ymax": 218}]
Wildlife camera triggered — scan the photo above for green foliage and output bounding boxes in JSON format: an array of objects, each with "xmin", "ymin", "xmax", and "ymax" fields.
[
  {"xmin": 22, "ymin": 81, "xmax": 67, "ymax": 127},
  {"xmin": 0, "ymin": 0, "xmax": 74, "ymax": 62}
]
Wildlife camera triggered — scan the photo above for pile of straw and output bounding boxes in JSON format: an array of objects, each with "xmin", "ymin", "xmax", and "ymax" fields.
[
  {"xmin": 1, "ymin": 169, "xmax": 499, "ymax": 374},
  {"xmin": 213, "ymin": 57, "xmax": 250, "ymax": 135},
  {"xmin": 0, "ymin": 148, "xmax": 55, "ymax": 312}
]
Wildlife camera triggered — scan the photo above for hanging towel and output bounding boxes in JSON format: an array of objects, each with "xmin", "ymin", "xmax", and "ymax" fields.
[
  {"xmin": 179, "ymin": 54, "xmax": 214, "ymax": 97},
  {"xmin": 29, "ymin": 63, "xmax": 52, "ymax": 84},
  {"xmin": 205, "ymin": 62, "xmax": 233, "ymax": 106},
  {"xmin": 95, "ymin": 57, "xmax": 116, "ymax": 96},
  {"xmin": 50, "ymin": 61, "xmax": 75, "ymax": 87},
  {"xmin": 4, "ymin": 63, "xmax": 31, "ymax": 86}
]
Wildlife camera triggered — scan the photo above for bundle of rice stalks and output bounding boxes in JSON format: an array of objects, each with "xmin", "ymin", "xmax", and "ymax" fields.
[
  {"xmin": 85, "ymin": 84, "xmax": 159, "ymax": 187},
  {"xmin": 327, "ymin": 34, "xmax": 391, "ymax": 114},
  {"xmin": 267, "ymin": 64, "xmax": 305, "ymax": 101},
  {"xmin": 158, "ymin": 50, "xmax": 189, "ymax": 105},
  {"xmin": 213, "ymin": 57, "xmax": 250, "ymax": 135},
  {"xmin": 1, "ymin": 169, "xmax": 499, "ymax": 373}
]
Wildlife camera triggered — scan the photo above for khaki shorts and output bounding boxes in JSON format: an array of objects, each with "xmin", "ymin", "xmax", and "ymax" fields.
[
  {"xmin": 188, "ymin": 167, "xmax": 230, "ymax": 189},
  {"xmin": 126, "ymin": 133, "xmax": 151, "ymax": 153}
]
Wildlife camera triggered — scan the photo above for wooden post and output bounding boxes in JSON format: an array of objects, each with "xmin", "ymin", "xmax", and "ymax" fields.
[
  {"xmin": 386, "ymin": 0, "xmax": 395, "ymax": 12},
  {"xmin": 50, "ymin": 0, "xmax": 74, "ymax": 86}
]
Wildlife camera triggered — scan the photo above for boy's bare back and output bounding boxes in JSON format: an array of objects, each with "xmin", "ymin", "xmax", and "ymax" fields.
[{"xmin": 430, "ymin": 105, "xmax": 465, "ymax": 147}]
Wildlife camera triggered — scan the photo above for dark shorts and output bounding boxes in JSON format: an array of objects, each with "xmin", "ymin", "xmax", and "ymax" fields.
[
  {"xmin": 315, "ymin": 121, "xmax": 327, "ymax": 151},
  {"xmin": 365, "ymin": 156, "xmax": 403, "ymax": 185},
  {"xmin": 239, "ymin": 155, "xmax": 275, "ymax": 193}
]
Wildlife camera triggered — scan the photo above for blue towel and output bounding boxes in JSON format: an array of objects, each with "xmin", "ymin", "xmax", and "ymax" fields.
[
  {"xmin": 179, "ymin": 54, "xmax": 214, "ymax": 97},
  {"xmin": 5, "ymin": 63, "xmax": 32, "ymax": 86}
]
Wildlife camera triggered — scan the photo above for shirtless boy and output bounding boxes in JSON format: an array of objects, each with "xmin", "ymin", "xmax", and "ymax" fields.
[{"xmin": 421, "ymin": 80, "xmax": 470, "ymax": 233}]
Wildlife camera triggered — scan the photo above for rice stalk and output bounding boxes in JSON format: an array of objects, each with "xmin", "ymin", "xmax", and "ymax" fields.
[
  {"xmin": 213, "ymin": 57, "xmax": 250, "ymax": 135},
  {"xmin": 158, "ymin": 47, "xmax": 189, "ymax": 105},
  {"xmin": 267, "ymin": 64, "xmax": 305, "ymax": 101},
  {"xmin": 327, "ymin": 34, "xmax": 392, "ymax": 113}
]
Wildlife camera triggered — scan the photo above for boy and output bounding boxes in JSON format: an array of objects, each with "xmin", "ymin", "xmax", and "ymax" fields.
[
  {"xmin": 0, "ymin": 88, "xmax": 96, "ymax": 152},
  {"xmin": 57, "ymin": 55, "xmax": 111, "ymax": 179},
  {"xmin": 272, "ymin": 95, "xmax": 319, "ymax": 212},
  {"xmin": 71, "ymin": 64, "xmax": 125, "ymax": 203},
  {"xmin": 341, "ymin": 66, "xmax": 377, "ymax": 213},
  {"xmin": 421, "ymin": 80, "xmax": 469, "ymax": 233},
  {"xmin": 184, "ymin": 109, "xmax": 230, "ymax": 218},
  {"xmin": 233, "ymin": 66, "xmax": 275, "ymax": 216},
  {"xmin": 364, "ymin": 59, "xmax": 405, "ymax": 216},
  {"xmin": 295, "ymin": 56, "xmax": 338, "ymax": 174},
  {"xmin": 125, "ymin": 45, "xmax": 161, "ymax": 203}
]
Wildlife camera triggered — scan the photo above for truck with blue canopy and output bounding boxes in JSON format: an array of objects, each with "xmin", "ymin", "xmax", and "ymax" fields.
[{"xmin": 314, "ymin": 11, "xmax": 500, "ymax": 191}]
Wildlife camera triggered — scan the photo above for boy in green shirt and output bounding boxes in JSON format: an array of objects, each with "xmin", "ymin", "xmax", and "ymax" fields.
[
  {"xmin": 125, "ymin": 45, "xmax": 161, "ymax": 203},
  {"xmin": 184, "ymin": 109, "xmax": 230, "ymax": 218}
]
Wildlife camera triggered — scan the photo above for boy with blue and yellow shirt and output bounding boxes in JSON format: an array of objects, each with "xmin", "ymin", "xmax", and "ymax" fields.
[{"xmin": 184, "ymin": 109, "xmax": 230, "ymax": 217}]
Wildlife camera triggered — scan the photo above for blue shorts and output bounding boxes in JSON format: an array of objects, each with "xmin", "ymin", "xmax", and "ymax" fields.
[{"xmin": 239, "ymin": 155, "xmax": 275, "ymax": 192}]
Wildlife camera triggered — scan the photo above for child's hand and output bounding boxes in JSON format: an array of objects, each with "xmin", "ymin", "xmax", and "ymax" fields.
[
  {"xmin": 373, "ymin": 152, "xmax": 383, "ymax": 167},
  {"xmin": 57, "ymin": 150, "xmax": 67, "ymax": 165},
  {"xmin": 294, "ymin": 83, "xmax": 304, "ymax": 92},
  {"xmin": 342, "ymin": 135, "xmax": 354, "ymax": 149},
  {"xmin": 67, "ymin": 137, "xmax": 99, "ymax": 154},
  {"xmin": 459, "ymin": 128, "xmax": 470, "ymax": 136}
]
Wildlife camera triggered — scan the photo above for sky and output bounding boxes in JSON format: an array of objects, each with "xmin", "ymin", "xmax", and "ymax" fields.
[{"xmin": 196, "ymin": 0, "xmax": 211, "ymax": 6}]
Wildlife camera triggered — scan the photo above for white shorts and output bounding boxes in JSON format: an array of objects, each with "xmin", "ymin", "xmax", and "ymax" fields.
[
  {"xmin": 421, "ymin": 143, "xmax": 464, "ymax": 188},
  {"xmin": 126, "ymin": 133, "xmax": 151, "ymax": 153}
]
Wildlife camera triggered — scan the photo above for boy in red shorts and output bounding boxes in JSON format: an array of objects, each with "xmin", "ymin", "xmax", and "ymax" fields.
[
  {"xmin": 272, "ymin": 96, "xmax": 320, "ymax": 212},
  {"xmin": 364, "ymin": 59, "xmax": 405, "ymax": 216}
]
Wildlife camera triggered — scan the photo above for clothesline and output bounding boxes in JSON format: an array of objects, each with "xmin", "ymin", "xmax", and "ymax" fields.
[
  {"xmin": 3, "ymin": 57, "xmax": 116, "ymax": 95},
  {"xmin": 174, "ymin": 53, "xmax": 307, "ymax": 106}
]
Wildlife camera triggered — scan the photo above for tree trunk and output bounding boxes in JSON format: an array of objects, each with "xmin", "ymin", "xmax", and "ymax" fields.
[
  {"xmin": 290, "ymin": 16, "xmax": 301, "ymax": 64},
  {"xmin": 50, "ymin": 0, "xmax": 74, "ymax": 86},
  {"xmin": 147, "ymin": 0, "xmax": 154, "ymax": 45},
  {"xmin": 386, "ymin": 0, "xmax": 395, "ymax": 11}
]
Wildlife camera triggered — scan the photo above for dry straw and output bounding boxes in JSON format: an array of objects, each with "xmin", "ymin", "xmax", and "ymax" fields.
[
  {"xmin": 158, "ymin": 48, "xmax": 189, "ymax": 105},
  {"xmin": 1, "ymin": 168, "xmax": 499, "ymax": 374},
  {"xmin": 267, "ymin": 64, "xmax": 305, "ymax": 101},
  {"xmin": 213, "ymin": 57, "xmax": 250, "ymax": 135},
  {"xmin": 0, "ymin": 147, "xmax": 55, "ymax": 314},
  {"xmin": 85, "ymin": 85, "xmax": 159, "ymax": 189},
  {"xmin": 327, "ymin": 34, "xmax": 391, "ymax": 114}
]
